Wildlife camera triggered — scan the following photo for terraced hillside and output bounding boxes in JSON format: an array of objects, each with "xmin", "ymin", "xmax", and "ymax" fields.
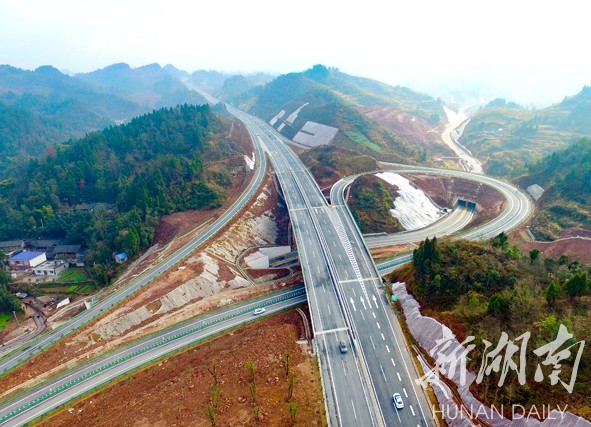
[{"xmin": 460, "ymin": 87, "xmax": 591, "ymax": 175}]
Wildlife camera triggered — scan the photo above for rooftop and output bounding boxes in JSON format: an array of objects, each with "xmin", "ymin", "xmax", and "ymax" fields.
[
  {"xmin": 52, "ymin": 245, "xmax": 82, "ymax": 254},
  {"xmin": 0, "ymin": 240, "xmax": 24, "ymax": 248},
  {"xmin": 9, "ymin": 251, "xmax": 45, "ymax": 261}
]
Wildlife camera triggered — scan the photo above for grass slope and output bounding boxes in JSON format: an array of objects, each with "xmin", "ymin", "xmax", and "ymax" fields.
[{"xmin": 242, "ymin": 65, "xmax": 443, "ymax": 162}]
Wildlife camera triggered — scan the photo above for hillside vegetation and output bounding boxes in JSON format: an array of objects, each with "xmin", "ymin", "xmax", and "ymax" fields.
[
  {"xmin": 348, "ymin": 174, "xmax": 402, "ymax": 234},
  {"xmin": 389, "ymin": 236, "xmax": 591, "ymax": 419},
  {"xmin": 0, "ymin": 105, "xmax": 241, "ymax": 284},
  {"xmin": 0, "ymin": 64, "xmax": 210, "ymax": 177},
  {"xmin": 214, "ymin": 73, "xmax": 273, "ymax": 104},
  {"xmin": 300, "ymin": 145, "xmax": 378, "ymax": 189},
  {"xmin": 0, "ymin": 65, "xmax": 145, "ymax": 174},
  {"xmin": 515, "ymin": 137, "xmax": 591, "ymax": 240},
  {"xmin": 240, "ymin": 65, "xmax": 442, "ymax": 162},
  {"xmin": 461, "ymin": 87, "xmax": 591, "ymax": 175},
  {"xmin": 0, "ymin": 251, "xmax": 21, "ymax": 315}
]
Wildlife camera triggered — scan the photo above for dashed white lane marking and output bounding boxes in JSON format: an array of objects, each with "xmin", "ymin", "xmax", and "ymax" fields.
[
  {"xmin": 386, "ymin": 345, "xmax": 391, "ymax": 353},
  {"xmin": 369, "ymin": 335, "xmax": 376, "ymax": 349},
  {"xmin": 403, "ymin": 388, "xmax": 408, "ymax": 398},
  {"xmin": 391, "ymin": 358, "xmax": 396, "ymax": 367},
  {"xmin": 397, "ymin": 372, "xmax": 402, "ymax": 381},
  {"xmin": 381, "ymin": 333, "xmax": 385, "ymax": 341},
  {"xmin": 410, "ymin": 405, "xmax": 416, "ymax": 416}
]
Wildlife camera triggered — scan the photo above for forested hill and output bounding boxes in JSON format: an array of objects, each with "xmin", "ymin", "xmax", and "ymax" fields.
[
  {"xmin": 236, "ymin": 65, "xmax": 443, "ymax": 163},
  {"xmin": 0, "ymin": 64, "xmax": 208, "ymax": 178},
  {"xmin": 516, "ymin": 138, "xmax": 591, "ymax": 240},
  {"xmin": 0, "ymin": 104, "xmax": 237, "ymax": 283},
  {"xmin": 0, "ymin": 65, "xmax": 141, "ymax": 176}
]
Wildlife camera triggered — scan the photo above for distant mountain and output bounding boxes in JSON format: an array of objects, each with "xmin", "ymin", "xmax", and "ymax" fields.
[
  {"xmin": 460, "ymin": 86, "xmax": 591, "ymax": 175},
  {"xmin": 215, "ymin": 73, "xmax": 273, "ymax": 104},
  {"xmin": 0, "ymin": 65, "xmax": 142, "ymax": 123},
  {"xmin": 515, "ymin": 137, "xmax": 591, "ymax": 240},
  {"xmin": 0, "ymin": 65, "xmax": 145, "ymax": 174},
  {"xmin": 186, "ymin": 70, "xmax": 229, "ymax": 93},
  {"xmin": 238, "ymin": 65, "xmax": 445, "ymax": 163},
  {"xmin": 76, "ymin": 63, "xmax": 207, "ymax": 109}
]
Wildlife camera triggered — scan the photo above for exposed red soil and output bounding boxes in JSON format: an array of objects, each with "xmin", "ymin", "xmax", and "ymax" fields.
[
  {"xmin": 359, "ymin": 106, "xmax": 442, "ymax": 147},
  {"xmin": 0, "ymin": 121, "xmax": 293, "ymax": 401},
  {"xmin": 152, "ymin": 210, "xmax": 218, "ymax": 246},
  {"xmin": 560, "ymin": 227, "xmax": 591, "ymax": 239},
  {"xmin": 35, "ymin": 312, "xmax": 325, "ymax": 427},
  {"xmin": 370, "ymin": 244, "xmax": 417, "ymax": 261},
  {"xmin": 520, "ymin": 237, "xmax": 591, "ymax": 264}
]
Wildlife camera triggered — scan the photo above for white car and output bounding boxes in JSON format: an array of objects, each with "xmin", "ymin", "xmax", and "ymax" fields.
[
  {"xmin": 252, "ymin": 308, "xmax": 266, "ymax": 315},
  {"xmin": 392, "ymin": 393, "xmax": 404, "ymax": 409}
]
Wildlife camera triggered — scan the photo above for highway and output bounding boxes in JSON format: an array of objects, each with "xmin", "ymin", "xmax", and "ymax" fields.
[
  {"xmin": 0, "ymin": 111, "xmax": 268, "ymax": 377},
  {"xmin": 331, "ymin": 165, "xmax": 532, "ymax": 254},
  {"xmin": 331, "ymin": 172, "xmax": 474, "ymax": 248},
  {"xmin": 0, "ymin": 97, "xmax": 532, "ymax": 426},
  {"xmin": 0, "ymin": 287, "xmax": 307, "ymax": 426},
  {"xmin": 230, "ymin": 107, "xmax": 433, "ymax": 427},
  {"xmin": 331, "ymin": 174, "xmax": 474, "ymax": 249},
  {"xmin": 327, "ymin": 166, "xmax": 533, "ymax": 275}
]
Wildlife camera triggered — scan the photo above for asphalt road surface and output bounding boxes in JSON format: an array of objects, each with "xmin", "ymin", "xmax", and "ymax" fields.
[
  {"xmin": 0, "ymin": 95, "xmax": 532, "ymax": 426},
  {"xmin": 0, "ymin": 112, "xmax": 267, "ymax": 377},
  {"xmin": 229, "ymin": 107, "xmax": 434, "ymax": 427},
  {"xmin": 0, "ymin": 287, "xmax": 307, "ymax": 427}
]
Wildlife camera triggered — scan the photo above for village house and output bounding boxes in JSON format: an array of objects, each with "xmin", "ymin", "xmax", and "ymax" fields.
[
  {"xmin": 7, "ymin": 251, "xmax": 47, "ymax": 271},
  {"xmin": 0, "ymin": 240, "xmax": 25, "ymax": 258},
  {"xmin": 50, "ymin": 245, "xmax": 84, "ymax": 265},
  {"xmin": 33, "ymin": 260, "xmax": 67, "ymax": 277}
]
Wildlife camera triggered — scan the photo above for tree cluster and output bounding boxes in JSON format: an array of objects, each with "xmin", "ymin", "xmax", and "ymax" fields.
[{"xmin": 0, "ymin": 104, "xmax": 232, "ymax": 284}]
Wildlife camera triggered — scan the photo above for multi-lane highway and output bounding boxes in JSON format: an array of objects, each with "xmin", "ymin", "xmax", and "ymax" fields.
[
  {"xmin": 0, "ymin": 96, "xmax": 533, "ymax": 427},
  {"xmin": 230, "ymin": 107, "xmax": 434, "ymax": 427},
  {"xmin": 0, "ymin": 287, "xmax": 307, "ymax": 426},
  {"xmin": 332, "ymin": 166, "xmax": 532, "ymax": 276},
  {"xmin": 0, "ymin": 112, "xmax": 268, "ymax": 376},
  {"xmin": 331, "ymin": 166, "xmax": 532, "ymax": 255}
]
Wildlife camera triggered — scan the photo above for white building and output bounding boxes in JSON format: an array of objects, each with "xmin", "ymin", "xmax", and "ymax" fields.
[
  {"xmin": 8, "ymin": 251, "xmax": 47, "ymax": 271},
  {"xmin": 33, "ymin": 260, "xmax": 67, "ymax": 277}
]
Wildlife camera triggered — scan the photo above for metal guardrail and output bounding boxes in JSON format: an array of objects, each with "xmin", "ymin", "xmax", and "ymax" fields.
[{"xmin": 0, "ymin": 288, "xmax": 306, "ymax": 424}]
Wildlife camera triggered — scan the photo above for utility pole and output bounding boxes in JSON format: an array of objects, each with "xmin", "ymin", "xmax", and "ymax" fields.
[{"xmin": 13, "ymin": 310, "xmax": 19, "ymax": 325}]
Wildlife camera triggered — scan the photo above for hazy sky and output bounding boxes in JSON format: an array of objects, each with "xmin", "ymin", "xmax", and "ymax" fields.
[{"xmin": 1, "ymin": 0, "xmax": 590, "ymax": 106}]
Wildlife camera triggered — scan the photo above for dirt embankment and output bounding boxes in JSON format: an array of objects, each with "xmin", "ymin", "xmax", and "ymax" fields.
[
  {"xmin": 35, "ymin": 311, "xmax": 325, "ymax": 427},
  {"xmin": 360, "ymin": 106, "xmax": 443, "ymax": 148},
  {"xmin": 520, "ymin": 237, "xmax": 591, "ymax": 264},
  {"xmin": 406, "ymin": 174, "xmax": 505, "ymax": 227},
  {"xmin": 0, "ymin": 171, "xmax": 298, "ymax": 402}
]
